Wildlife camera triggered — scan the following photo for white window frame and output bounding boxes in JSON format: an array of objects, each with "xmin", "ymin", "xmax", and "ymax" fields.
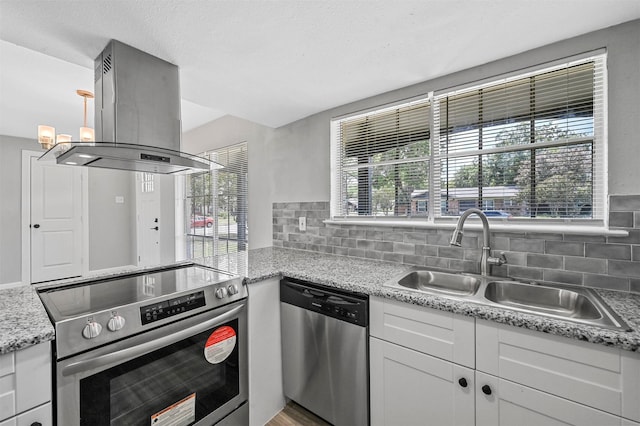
[{"xmin": 330, "ymin": 50, "xmax": 610, "ymax": 232}]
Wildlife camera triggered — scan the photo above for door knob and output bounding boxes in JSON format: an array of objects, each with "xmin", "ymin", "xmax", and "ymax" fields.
[
  {"xmin": 458, "ymin": 378, "xmax": 468, "ymax": 388},
  {"xmin": 150, "ymin": 226, "xmax": 159, "ymax": 230},
  {"xmin": 33, "ymin": 224, "xmax": 40, "ymax": 228},
  {"xmin": 482, "ymin": 384, "xmax": 492, "ymax": 395}
]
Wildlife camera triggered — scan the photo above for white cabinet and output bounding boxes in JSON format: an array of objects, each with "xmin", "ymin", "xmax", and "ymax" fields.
[
  {"xmin": 0, "ymin": 403, "xmax": 52, "ymax": 426},
  {"xmin": 370, "ymin": 296, "xmax": 640, "ymax": 426},
  {"xmin": 475, "ymin": 371, "xmax": 630, "ymax": 426},
  {"xmin": 370, "ymin": 296, "xmax": 475, "ymax": 426},
  {"xmin": 0, "ymin": 342, "xmax": 52, "ymax": 426},
  {"xmin": 247, "ymin": 277, "xmax": 285, "ymax": 426},
  {"xmin": 477, "ymin": 319, "xmax": 640, "ymax": 423},
  {"xmin": 370, "ymin": 337, "xmax": 474, "ymax": 426}
]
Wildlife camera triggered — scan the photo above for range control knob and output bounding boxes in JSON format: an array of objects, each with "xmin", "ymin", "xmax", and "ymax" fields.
[
  {"xmin": 215, "ymin": 287, "xmax": 228, "ymax": 299},
  {"xmin": 227, "ymin": 284, "xmax": 239, "ymax": 295},
  {"xmin": 107, "ymin": 314, "xmax": 126, "ymax": 332},
  {"xmin": 82, "ymin": 320, "xmax": 102, "ymax": 339}
]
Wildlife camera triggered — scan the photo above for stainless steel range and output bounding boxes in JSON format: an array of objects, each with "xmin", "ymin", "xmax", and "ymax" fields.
[{"xmin": 38, "ymin": 263, "xmax": 248, "ymax": 426}]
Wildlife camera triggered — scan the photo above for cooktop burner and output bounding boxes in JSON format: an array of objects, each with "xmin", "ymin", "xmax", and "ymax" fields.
[
  {"xmin": 38, "ymin": 263, "xmax": 246, "ymax": 359},
  {"xmin": 41, "ymin": 264, "xmax": 235, "ymax": 320}
]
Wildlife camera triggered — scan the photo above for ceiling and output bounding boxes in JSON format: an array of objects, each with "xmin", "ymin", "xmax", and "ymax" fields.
[{"xmin": 1, "ymin": 1, "xmax": 639, "ymax": 141}]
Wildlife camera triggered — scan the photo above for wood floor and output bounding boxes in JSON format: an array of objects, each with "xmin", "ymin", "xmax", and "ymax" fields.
[{"xmin": 266, "ymin": 401, "xmax": 331, "ymax": 426}]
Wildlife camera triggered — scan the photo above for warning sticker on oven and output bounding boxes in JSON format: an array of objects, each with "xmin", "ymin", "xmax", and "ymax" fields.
[
  {"xmin": 204, "ymin": 325, "xmax": 236, "ymax": 364},
  {"xmin": 151, "ymin": 393, "xmax": 195, "ymax": 426}
]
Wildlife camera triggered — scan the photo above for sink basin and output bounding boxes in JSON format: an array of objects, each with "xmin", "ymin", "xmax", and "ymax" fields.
[
  {"xmin": 484, "ymin": 281, "xmax": 601, "ymax": 320},
  {"xmin": 396, "ymin": 270, "xmax": 481, "ymax": 296},
  {"xmin": 384, "ymin": 267, "xmax": 630, "ymax": 331}
]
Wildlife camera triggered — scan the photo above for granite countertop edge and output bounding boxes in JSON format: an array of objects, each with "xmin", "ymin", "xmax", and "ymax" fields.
[
  {"xmin": 244, "ymin": 247, "xmax": 640, "ymax": 353},
  {"xmin": 3, "ymin": 247, "xmax": 639, "ymax": 354},
  {"xmin": 0, "ymin": 285, "xmax": 55, "ymax": 355}
]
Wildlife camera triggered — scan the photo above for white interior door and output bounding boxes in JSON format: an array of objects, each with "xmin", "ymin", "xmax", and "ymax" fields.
[
  {"xmin": 30, "ymin": 158, "xmax": 83, "ymax": 283},
  {"xmin": 136, "ymin": 172, "xmax": 161, "ymax": 266}
]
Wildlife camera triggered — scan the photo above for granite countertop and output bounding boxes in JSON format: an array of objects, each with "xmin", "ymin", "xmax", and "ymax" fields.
[
  {"xmin": 242, "ymin": 246, "xmax": 640, "ymax": 353},
  {"xmin": 0, "ymin": 285, "xmax": 54, "ymax": 354},
  {"xmin": 3, "ymin": 246, "xmax": 639, "ymax": 354}
]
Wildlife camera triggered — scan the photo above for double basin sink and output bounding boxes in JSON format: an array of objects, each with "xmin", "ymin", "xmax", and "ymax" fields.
[{"xmin": 385, "ymin": 268, "xmax": 630, "ymax": 331}]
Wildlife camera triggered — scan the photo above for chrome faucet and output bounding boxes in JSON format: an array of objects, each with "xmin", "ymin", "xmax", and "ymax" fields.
[{"xmin": 450, "ymin": 208, "xmax": 507, "ymax": 276}]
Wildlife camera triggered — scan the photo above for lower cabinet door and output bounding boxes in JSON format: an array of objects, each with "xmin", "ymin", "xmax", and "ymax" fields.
[
  {"xmin": 0, "ymin": 402, "xmax": 52, "ymax": 426},
  {"xmin": 476, "ymin": 371, "xmax": 627, "ymax": 426},
  {"xmin": 370, "ymin": 337, "xmax": 474, "ymax": 426}
]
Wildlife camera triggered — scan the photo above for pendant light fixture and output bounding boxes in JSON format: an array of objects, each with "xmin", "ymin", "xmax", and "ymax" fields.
[
  {"xmin": 77, "ymin": 89, "xmax": 95, "ymax": 142},
  {"xmin": 37, "ymin": 89, "xmax": 95, "ymax": 150}
]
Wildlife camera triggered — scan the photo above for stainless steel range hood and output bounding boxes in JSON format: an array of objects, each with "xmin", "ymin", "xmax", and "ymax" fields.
[{"xmin": 40, "ymin": 40, "xmax": 220, "ymax": 174}]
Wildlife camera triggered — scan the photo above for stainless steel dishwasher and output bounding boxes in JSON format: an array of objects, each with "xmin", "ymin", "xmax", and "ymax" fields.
[{"xmin": 280, "ymin": 277, "xmax": 369, "ymax": 425}]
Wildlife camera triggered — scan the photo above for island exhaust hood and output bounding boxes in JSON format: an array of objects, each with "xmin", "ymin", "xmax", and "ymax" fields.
[{"xmin": 40, "ymin": 40, "xmax": 220, "ymax": 174}]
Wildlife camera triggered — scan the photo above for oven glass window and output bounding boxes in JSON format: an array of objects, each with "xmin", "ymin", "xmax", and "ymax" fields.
[{"xmin": 80, "ymin": 319, "xmax": 240, "ymax": 426}]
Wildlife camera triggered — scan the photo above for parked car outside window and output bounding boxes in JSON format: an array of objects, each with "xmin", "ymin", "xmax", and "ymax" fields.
[
  {"xmin": 482, "ymin": 210, "xmax": 512, "ymax": 218},
  {"xmin": 191, "ymin": 215, "xmax": 215, "ymax": 228}
]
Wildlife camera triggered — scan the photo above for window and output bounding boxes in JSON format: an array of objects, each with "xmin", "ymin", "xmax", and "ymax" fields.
[
  {"xmin": 185, "ymin": 142, "xmax": 248, "ymax": 258},
  {"xmin": 331, "ymin": 98, "xmax": 431, "ymax": 217},
  {"xmin": 331, "ymin": 52, "xmax": 606, "ymax": 222}
]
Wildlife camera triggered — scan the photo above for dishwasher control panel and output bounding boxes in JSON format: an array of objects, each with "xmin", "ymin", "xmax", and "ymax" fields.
[{"xmin": 280, "ymin": 278, "xmax": 368, "ymax": 326}]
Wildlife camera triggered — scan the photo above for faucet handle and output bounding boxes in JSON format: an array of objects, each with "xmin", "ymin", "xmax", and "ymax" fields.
[{"xmin": 488, "ymin": 251, "xmax": 507, "ymax": 266}]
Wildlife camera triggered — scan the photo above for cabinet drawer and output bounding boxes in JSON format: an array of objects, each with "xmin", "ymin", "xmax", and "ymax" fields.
[
  {"xmin": 370, "ymin": 296, "xmax": 475, "ymax": 367},
  {"xmin": 0, "ymin": 343, "xmax": 51, "ymax": 422},
  {"xmin": 476, "ymin": 320, "xmax": 640, "ymax": 422}
]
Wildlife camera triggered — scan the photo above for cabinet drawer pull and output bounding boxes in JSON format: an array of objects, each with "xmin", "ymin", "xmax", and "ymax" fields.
[
  {"xmin": 458, "ymin": 377, "xmax": 468, "ymax": 388},
  {"xmin": 482, "ymin": 384, "xmax": 492, "ymax": 395}
]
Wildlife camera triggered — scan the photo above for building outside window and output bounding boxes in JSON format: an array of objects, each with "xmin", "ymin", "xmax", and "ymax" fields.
[
  {"xmin": 185, "ymin": 142, "xmax": 248, "ymax": 258},
  {"xmin": 331, "ymin": 52, "xmax": 606, "ymax": 222}
]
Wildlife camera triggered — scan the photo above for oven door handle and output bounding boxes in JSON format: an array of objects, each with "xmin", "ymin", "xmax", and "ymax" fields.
[{"xmin": 62, "ymin": 303, "xmax": 244, "ymax": 377}]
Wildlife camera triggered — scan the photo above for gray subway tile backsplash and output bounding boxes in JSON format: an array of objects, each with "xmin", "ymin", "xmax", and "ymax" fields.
[
  {"xmin": 585, "ymin": 243, "xmax": 631, "ymax": 260},
  {"xmin": 609, "ymin": 212, "xmax": 634, "ymax": 228},
  {"xmin": 273, "ymin": 196, "xmax": 640, "ymax": 294},
  {"xmin": 610, "ymin": 195, "xmax": 640, "ymax": 211}
]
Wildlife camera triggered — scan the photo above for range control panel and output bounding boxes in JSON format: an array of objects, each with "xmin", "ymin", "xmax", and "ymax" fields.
[{"xmin": 140, "ymin": 291, "xmax": 206, "ymax": 325}]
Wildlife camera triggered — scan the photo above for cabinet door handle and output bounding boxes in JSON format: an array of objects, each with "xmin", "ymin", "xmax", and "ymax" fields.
[
  {"xmin": 458, "ymin": 377, "xmax": 468, "ymax": 388},
  {"xmin": 31, "ymin": 422, "xmax": 42, "ymax": 426},
  {"xmin": 482, "ymin": 384, "xmax": 492, "ymax": 395}
]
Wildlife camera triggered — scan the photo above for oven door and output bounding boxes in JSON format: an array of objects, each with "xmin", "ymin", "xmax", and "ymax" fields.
[{"xmin": 56, "ymin": 299, "xmax": 247, "ymax": 426}]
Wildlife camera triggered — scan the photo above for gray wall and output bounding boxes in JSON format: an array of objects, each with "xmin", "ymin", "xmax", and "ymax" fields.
[
  {"xmin": 0, "ymin": 135, "xmax": 41, "ymax": 283},
  {"xmin": 183, "ymin": 20, "xmax": 640, "ymax": 292},
  {"xmin": 87, "ymin": 168, "xmax": 137, "ymax": 271},
  {"xmin": 0, "ymin": 136, "xmax": 150, "ymax": 283},
  {"xmin": 183, "ymin": 114, "xmax": 275, "ymax": 249},
  {"xmin": 270, "ymin": 19, "xmax": 640, "ymax": 201}
]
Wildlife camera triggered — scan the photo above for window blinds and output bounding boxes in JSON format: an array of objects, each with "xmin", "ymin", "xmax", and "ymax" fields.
[
  {"xmin": 332, "ymin": 99, "xmax": 431, "ymax": 217},
  {"xmin": 434, "ymin": 54, "xmax": 605, "ymax": 219},
  {"xmin": 331, "ymin": 52, "xmax": 606, "ymax": 221},
  {"xmin": 185, "ymin": 142, "xmax": 248, "ymax": 258}
]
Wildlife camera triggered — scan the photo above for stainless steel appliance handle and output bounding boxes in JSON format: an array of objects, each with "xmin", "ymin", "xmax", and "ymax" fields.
[{"xmin": 62, "ymin": 304, "xmax": 244, "ymax": 377}]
